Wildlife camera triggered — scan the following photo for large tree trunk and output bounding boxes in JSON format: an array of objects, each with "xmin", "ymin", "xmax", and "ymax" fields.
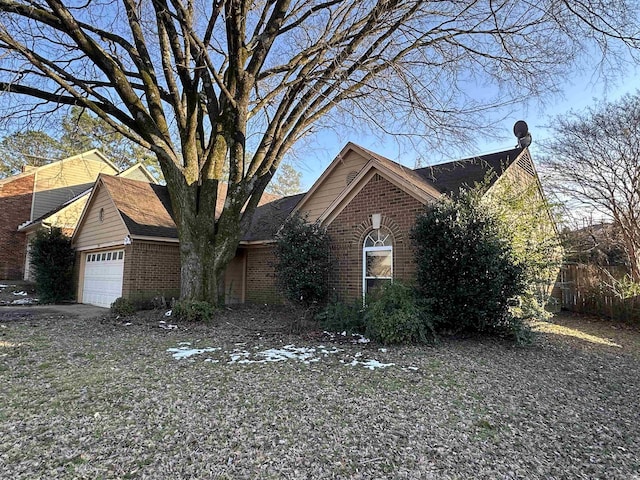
[{"xmin": 168, "ymin": 170, "xmax": 255, "ymax": 304}]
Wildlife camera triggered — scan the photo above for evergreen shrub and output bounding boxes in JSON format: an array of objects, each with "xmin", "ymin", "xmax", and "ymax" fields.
[
  {"xmin": 316, "ymin": 298, "xmax": 367, "ymax": 334},
  {"xmin": 411, "ymin": 191, "xmax": 530, "ymax": 341},
  {"xmin": 172, "ymin": 300, "xmax": 215, "ymax": 322},
  {"xmin": 274, "ymin": 213, "xmax": 331, "ymax": 307},
  {"xmin": 29, "ymin": 227, "xmax": 75, "ymax": 304},
  {"xmin": 364, "ymin": 282, "xmax": 436, "ymax": 344},
  {"xmin": 110, "ymin": 297, "xmax": 136, "ymax": 316}
]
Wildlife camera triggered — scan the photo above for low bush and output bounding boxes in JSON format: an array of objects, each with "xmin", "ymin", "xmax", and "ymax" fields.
[
  {"xmin": 110, "ymin": 297, "xmax": 136, "ymax": 316},
  {"xmin": 315, "ymin": 299, "xmax": 367, "ymax": 334},
  {"xmin": 172, "ymin": 300, "xmax": 215, "ymax": 322},
  {"xmin": 364, "ymin": 282, "xmax": 436, "ymax": 345}
]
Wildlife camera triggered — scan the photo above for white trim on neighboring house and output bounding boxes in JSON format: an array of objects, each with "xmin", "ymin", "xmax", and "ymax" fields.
[
  {"xmin": 39, "ymin": 149, "xmax": 118, "ymax": 173},
  {"xmin": 118, "ymin": 163, "xmax": 158, "ymax": 183},
  {"xmin": 17, "ymin": 188, "xmax": 92, "ymax": 233},
  {"xmin": 29, "ymin": 169, "xmax": 38, "ymax": 222}
]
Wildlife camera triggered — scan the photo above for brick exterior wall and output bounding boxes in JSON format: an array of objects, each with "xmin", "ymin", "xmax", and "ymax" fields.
[
  {"xmin": 0, "ymin": 174, "xmax": 34, "ymax": 279},
  {"xmin": 326, "ymin": 173, "xmax": 426, "ymax": 301},
  {"xmin": 245, "ymin": 245, "xmax": 281, "ymax": 304},
  {"xmin": 122, "ymin": 241, "xmax": 181, "ymax": 301}
]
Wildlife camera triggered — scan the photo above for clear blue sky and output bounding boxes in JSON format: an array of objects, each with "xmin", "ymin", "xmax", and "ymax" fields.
[{"xmin": 294, "ymin": 68, "xmax": 640, "ymax": 191}]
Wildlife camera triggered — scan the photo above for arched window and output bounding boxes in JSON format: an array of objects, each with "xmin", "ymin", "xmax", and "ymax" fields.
[{"xmin": 362, "ymin": 227, "xmax": 393, "ymax": 297}]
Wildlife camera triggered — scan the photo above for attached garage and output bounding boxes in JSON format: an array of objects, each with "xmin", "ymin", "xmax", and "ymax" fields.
[
  {"xmin": 72, "ymin": 174, "xmax": 283, "ymax": 306},
  {"xmin": 82, "ymin": 249, "xmax": 125, "ymax": 307}
]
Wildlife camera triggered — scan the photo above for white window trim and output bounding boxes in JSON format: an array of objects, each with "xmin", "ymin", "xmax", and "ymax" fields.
[{"xmin": 362, "ymin": 244, "xmax": 393, "ymax": 298}]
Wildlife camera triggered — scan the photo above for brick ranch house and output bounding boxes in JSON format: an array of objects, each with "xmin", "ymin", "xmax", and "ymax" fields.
[
  {"xmin": 0, "ymin": 149, "xmax": 154, "ymax": 280},
  {"xmin": 71, "ymin": 142, "xmax": 549, "ymax": 308}
]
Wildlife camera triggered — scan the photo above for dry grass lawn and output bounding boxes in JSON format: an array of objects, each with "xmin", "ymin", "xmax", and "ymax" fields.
[{"xmin": 1, "ymin": 305, "xmax": 639, "ymax": 479}]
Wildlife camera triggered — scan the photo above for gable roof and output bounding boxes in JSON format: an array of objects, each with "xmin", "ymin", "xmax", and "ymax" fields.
[
  {"xmin": 413, "ymin": 147, "xmax": 523, "ymax": 195},
  {"xmin": 99, "ymin": 175, "xmax": 177, "ymax": 239},
  {"xmin": 0, "ymin": 149, "xmax": 117, "ymax": 186},
  {"xmin": 17, "ymin": 161, "xmax": 157, "ymax": 233},
  {"xmin": 17, "ymin": 188, "xmax": 92, "ymax": 232},
  {"xmin": 74, "ymin": 143, "xmax": 533, "ymax": 245},
  {"xmin": 118, "ymin": 163, "xmax": 158, "ymax": 184},
  {"xmin": 293, "ymin": 142, "xmax": 441, "ymax": 216},
  {"xmin": 75, "ymin": 174, "xmax": 286, "ymax": 243}
]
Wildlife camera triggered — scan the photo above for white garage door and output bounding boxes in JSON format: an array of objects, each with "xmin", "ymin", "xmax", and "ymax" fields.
[{"xmin": 82, "ymin": 250, "xmax": 125, "ymax": 308}]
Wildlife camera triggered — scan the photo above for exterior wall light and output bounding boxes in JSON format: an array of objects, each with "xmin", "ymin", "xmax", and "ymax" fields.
[{"xmin": 371, "ymin": 213, "xmax": 382, "ymax": 230}]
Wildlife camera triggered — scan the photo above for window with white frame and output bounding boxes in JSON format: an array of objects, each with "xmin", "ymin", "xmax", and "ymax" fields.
[{"xmin": 362, "ymin": 227, "xmax": 393, "ymax": 297}]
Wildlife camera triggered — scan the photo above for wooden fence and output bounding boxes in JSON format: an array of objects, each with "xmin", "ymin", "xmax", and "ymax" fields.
[{"xmin": 559, "ymin": 264, "xmax": 640, "ymax": 322}]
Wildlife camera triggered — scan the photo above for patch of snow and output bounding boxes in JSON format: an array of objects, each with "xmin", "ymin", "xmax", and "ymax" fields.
[
  {"xmin": 12, "ymin": 291, "xmax": 28, "ymax": 296},
  {"xmin": 229, "ymin": 350, "xmax": 251, "ymax": 363},
  {"xmin": 322, "ymin": 330, "xmax": 371, "ymax": 344},
  {"xmin": 378, "ymin": 348, "xmax": 388, "ymax": 353},
  {"xmin": 164, "ymin": 310, "xmax": 172, "ymax": 317},
  {"xmin": 352, "ymin": 334, "xmax": 370, "ymax": 344},
  {"xmin": 350, "ymin": 359, "xmax": 395, "ymax": 370},
  {"xmin": 123, "ymin": 322, "xmax": 132, "ymax": 326},
  {"xmin": 166, "ymin": 342, "xmax": 405, "ymax": 371},
  {"xmin": 258, "ymin": 345, "xmax": 318, "ymax": 363},
  {"xmin": 10, "ymin": 298, "xmax": 38, "ymax": 305},
  {"xmin": 166, "ymin": 346, "xmax": 221, "ymax": 360}
]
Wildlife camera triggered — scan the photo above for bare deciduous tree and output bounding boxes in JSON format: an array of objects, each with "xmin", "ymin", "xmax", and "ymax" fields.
[
  {"xmin": 543, "ymin": 93, "xmax": 640, "ymax": 281},
  {"xmin": 0, "ymin": 0, "xmax": 638, "ymax": 302}
]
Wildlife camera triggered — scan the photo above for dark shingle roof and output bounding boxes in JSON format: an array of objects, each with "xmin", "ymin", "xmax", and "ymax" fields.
[
  {"xmin": 99, "ymin": 174, "xmax": 291, "ymax": 242},
  {"xmin": 95, "ymin": 146, "xmax": 524, "ymax": 242},
  {"xmin": 101, "ymin": 175, "xmax": 178, "ymax": 239},
  {"xmin": 413, "ymin": 147, "xmax": 522, "ymax": 195},
  {"xmin": 243, "ymin": 193, "xmax": 306, "ymax": 242}
]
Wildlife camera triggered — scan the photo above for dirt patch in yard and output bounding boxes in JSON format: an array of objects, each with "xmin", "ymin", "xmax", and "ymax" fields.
[{"xmin": 1, "ymin": 306, "xmax": 639, "ymax": 479}]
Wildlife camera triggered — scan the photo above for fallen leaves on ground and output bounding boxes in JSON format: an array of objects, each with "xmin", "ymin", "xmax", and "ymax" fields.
[{"xmin": 1, "ymin": 307, "xmax": 639, "ymax": 479}]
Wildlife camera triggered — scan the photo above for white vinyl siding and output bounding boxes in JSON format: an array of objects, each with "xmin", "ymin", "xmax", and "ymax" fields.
[
  {"xmin": 74, "ymin": 187, "xmax": 128, "ymax": 250},
  {"xmin": 300, "ymin": 150, "xmax": 368, "ymax": 221}
]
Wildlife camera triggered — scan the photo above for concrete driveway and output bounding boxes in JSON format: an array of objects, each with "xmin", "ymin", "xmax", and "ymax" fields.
[{"xmin": 0, "ymin": 303, "xmax": 109, "ymax": 318}]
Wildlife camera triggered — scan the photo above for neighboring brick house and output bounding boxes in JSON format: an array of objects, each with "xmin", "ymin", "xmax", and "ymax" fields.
[
  {"xmin": 17, "ymin": 163, "xmax": 156, "ymax": 280},
  {"xmin": 0, "ymin": 150, "xmax": 123, "ymax": 279},
  {"xmin": 72, "ymin": 142, "xmax": 547, "ymax": 307}
]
